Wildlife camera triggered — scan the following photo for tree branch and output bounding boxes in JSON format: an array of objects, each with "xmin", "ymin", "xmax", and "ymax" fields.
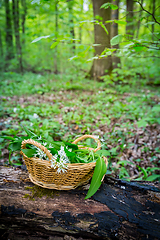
[{"xmin": 134, "ymin": 0, "xmax": 160, "ymax": 26}]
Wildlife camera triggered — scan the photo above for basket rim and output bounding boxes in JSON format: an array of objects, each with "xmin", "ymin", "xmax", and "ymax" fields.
[{"xmin": 21, "ymin": 136, "xmax": 108, "ymax": 169}]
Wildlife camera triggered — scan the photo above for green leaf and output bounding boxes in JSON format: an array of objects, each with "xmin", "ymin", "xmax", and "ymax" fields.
[
  {"xmin": 11, "ymin": 162, "xmax": 22, "ymax": 166},
  {"xmin": 8, "ymin": 150, "xmax": 13, "ymax": 166},
  {"xmin": 138, "ymin": 166, "xmax": 148, "ymax": 179},
  {"xmin": 96, "ymin": 150, "xmax": 110, "ymax": 157},
  {"xmin": 85, "ymin": 157, "xmax": 107, "ymax": 199},
  {"xmin": 132, "ymin": 43, "xmax": 146, "ymax": 52},
  {"xmin": 137, "ymin": 119, "xmax": 148, "ymax": 128},
  {"xmin": 21, "ymin": 149, "xmax": 37, "ymax": 158},
  {"xmin": 76, "ymin": 156, "xmax": 88, "ymax": 163},
  {"xmin": 98, "ymin": 21, "xmax": 108, "ymax": 34},
  {"xmin": 110, "ymin": 4, "xmax": 118, "ymax": 10},
  {"xmin": 144, "ymin": 21, "xmax": 155, "ymax": 26},
  {"xmin": 105, "ymin": 20, "xmax": 114, "ymax": 24},
  {"xmin": 68, "ymin": 55, "xmax": 79, "ymax": 61},
  {"xmin": 1, "ymin": 136, "xmax": 17, "ymax": 141},
  {"xmin": 50, "ymin": 148, "xmax": 58, "ymax": 155},
  {"xmin": 50, "ymin": 41, "xmax": 59, "ymax": 49},
  {"xmin": 111, "ymin": 34, "xmax": 123, "ymax": 46},
  {"xmin": 31, "ymin": 35, "xmax": 50, "ymax": 43},
  {"xmin": 10, "ymin": 156, "xmax": 23, "ymax": 166},
  {"xmin": 117, "ymin": 160, "xmax": 135, "ymax": 166},
  {"xmin": 145, "ymin": 174, "xmax": 160, "ymax": 181},
  {"xmin": 64, "ymin": 142, "xmax": 78, "ymax": 150},
  {"xmin": 51, "ymin": 141, "xmax": 64, "ymax": 150},
  {"xmin": 151, "ymin": 105, "xmax": 160, "ymax": 112},
  {"xmin": 114, "ymin": 20, "xmax": 127, "ymax": 25},
  {"xmin": 100, "ymin": 3, "xmax": 118, "ymax": 10},
  {"xmin": 9, "ymin": 142, "xmax": 22, "ymax": 151},
  {"xmin": 21, "ymin": 125, "xmax": 37, "ymax": 138}
]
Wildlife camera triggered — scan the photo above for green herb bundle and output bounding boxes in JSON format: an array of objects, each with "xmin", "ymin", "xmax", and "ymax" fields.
[{"xmin": 3, "ymin": 126, "xmax": 107, "ymax": 199}]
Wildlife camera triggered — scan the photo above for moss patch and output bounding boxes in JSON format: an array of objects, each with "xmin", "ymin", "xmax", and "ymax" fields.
[{"xmin": 24, "ymin": 185, "xmax": 59, "ymax": 200}]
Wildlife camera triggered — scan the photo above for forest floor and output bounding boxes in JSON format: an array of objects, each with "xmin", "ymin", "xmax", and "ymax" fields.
[{"xmin": 0, "ymin": 72, "xmax": 160, "ymax": 182}]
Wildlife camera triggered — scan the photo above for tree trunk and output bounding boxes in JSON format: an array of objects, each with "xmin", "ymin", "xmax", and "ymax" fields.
[
  {"xmin": 111, "ymin": 0, "xmax": 121, "ymax": 69},
  {"xmin": 1, "ymin": 166, "xmax": 160, "ymax": 240},
  {"xmin": 126, "ymin": 0, "xmax": 134, "ymax": 37},
  {"xmin": 21, "ymin": 0, "xmax": 27, "ymax": 45},
  {"xmin": 4, "ymin": 0, "xmax": 14, "ymax": 61},
  {"xmin": 12, "ymin": 0, "xmax": 23, "ymax": 72},
  {"xmin": 0, "ymin": 30, "xmax": 3, "ymax": 58},
  {"xmin": 79, "ymin": 0, "xmax": 83, "ymax": 44},
  {"xmin": 88, "ymin": 0, "xmax": 112, "ymax": 80},
  {"xmin": 54, "ymin": 0, "xmax": 59, "ymax": 74},
  {"xmin": 136, "ymin": 0, "xmax": 143, "ymax": 39},
  {"xmin": 152, "ymin": 0, "xmax": 156, "ymax": 40},
  {"xmin": 0, "ymin": 29, "xmax": 5, "ymax": 72},
  {"xmin": 68, "ymin": 0, "xmax": 75, "ymax": 52}
]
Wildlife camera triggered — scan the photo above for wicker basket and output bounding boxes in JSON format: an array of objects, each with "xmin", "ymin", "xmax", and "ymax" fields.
[{"xmin": 21, "ymin": 135, "xmax": 108, "ymax": 190}]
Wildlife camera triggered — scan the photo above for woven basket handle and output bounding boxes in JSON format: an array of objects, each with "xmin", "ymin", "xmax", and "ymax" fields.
[
  {"xmin": 21, "ymin": 139, "xmax": 53, "ymax": 160},
  {"xmin": 72, "ymin": 135, "xmax": 101, "ymax": 152}
]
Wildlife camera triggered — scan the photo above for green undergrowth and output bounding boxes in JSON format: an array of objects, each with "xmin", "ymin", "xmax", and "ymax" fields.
[
  {"xmin": 0, "ymin": 71, "xmax": 97, "ymax": 97},
  {"xmin": 0, "ymin": 71, "xmax": 160, "ymax": 182}
]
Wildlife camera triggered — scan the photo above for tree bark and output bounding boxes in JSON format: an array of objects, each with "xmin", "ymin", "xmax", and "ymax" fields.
[
  {"xmin": 0, "ymin": 30, "xmax": 3, "ymax": 58},
  {"xmin": 136, "ymin": 0, "xmax": 143, "ymax": 39},
  {"xmin": 152, "ymin": 0, "xmax": 156, "ymax": 40},
  {"xmin": 1, "ymin": 166, "xmax": 160, "ymax": 240},
  {"xmin": 54, "ymin": 0, "xmax": 59, "ymax": 74},
  {"xmin": 111, "ymin": 0, "xmax": 121, "ymax": 69},
  {"xmin": 79, "ymin": 0, "xmax": 83, "ymax": 44},
  {"xmin": 4, "ymin": 0, "xmax": 14, "ymax": 61},
  {"xmin": 0, "ymin": 29, "xmax": 5, "ymax": 72},
  {"xmin": 12, "ymin": 0, "xmax": 23, "ymax": 72},
  {"xmin": 21, "ymin": 0, "xmax": 27, "ymax": 45},
  {"xmin": 126, "ymin": 0, "xmax": 134, "ymax": 37},
  {"xmin": 88, "ymin": 0, "xmax": 112, "ymax": 80},
  {"xmin": 68, "ymin": 0, "xmax": 75, "ymax": 52}
]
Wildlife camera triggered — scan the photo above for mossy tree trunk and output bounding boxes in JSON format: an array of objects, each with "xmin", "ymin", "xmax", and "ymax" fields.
[
  {"xmin": 5, "ymin": 0, "xmax": 14, "ymax": 62},
  {"xmin": 88, "ymin": 0, "xmax": 112, "ymax": 80},
  {"xmin": 12, "ymin": 0, "xmax": 23, "ymax": 72},
  {"xmin": 1, "ymin": 166, "xmax": 160, "ymax": 240}
]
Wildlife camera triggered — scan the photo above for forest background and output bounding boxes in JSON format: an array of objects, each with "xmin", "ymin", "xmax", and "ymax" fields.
[{"xmin": 0, "ymin": 0, "xmax": 160, "ymax": 182}]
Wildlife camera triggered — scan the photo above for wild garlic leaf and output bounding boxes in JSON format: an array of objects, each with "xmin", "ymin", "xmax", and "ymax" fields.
[
  {"xmin": 63, "ymin": 142, "xmax": 78, "ymax": 150},
  {"xmin": 50, "ymin": 148, "xmax": 58, "ymax": 155},
  {"xmin": 21, "ymin": 125, "xmax": 38, "ymax": 138},
  {"xmin": 1, "ymin": 136, "xmax": 17, "ymax": 141},
  {"xmin": 85, "ymin": 157, "xmax": 107, "ymax": 199},
  {"xmin": 9, "ymin": 141, "xmax": 22, "ymax": 151},
  {"xmin": 76, "ymin": 156, "xmax": 88, "ymax": 163},
  {"xmin": 21, "ymin": 149, "xmax": 37, "ymax": 158}
]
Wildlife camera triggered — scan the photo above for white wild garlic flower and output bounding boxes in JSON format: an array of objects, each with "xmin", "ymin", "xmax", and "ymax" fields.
[
  {"xmin": 34, "ymin": 144, "xmax": 71, "ymax": 174},
  {"xmin": 50, "ymin": 145, "xmax": 70, "ymax": 173},
  {"xmin": 49, "ymin": 143, "xmax": 53, "ymax": 148},
  {"xmin": 38, "ymin": 136, "xmax": 42, "ymax": 140},
  {"xmin": 33, "ymin": 113, "xmax": 39, "ymax": 119},
  {"xmin": 66, "ymin": 146, "xmax": 72, "ymax": 152},
  {"xmin": 34, "ymin": 147, "xmax": 49, "ymax": 161},
  {"xmin": 50, "ymin": 155, "xmax": 58, "ymax": 169}
]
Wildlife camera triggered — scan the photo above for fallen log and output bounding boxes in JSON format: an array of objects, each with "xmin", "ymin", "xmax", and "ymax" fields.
[{"xmin": 0, "ymin": 166, "xmax": 160, "ymax": 240}]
